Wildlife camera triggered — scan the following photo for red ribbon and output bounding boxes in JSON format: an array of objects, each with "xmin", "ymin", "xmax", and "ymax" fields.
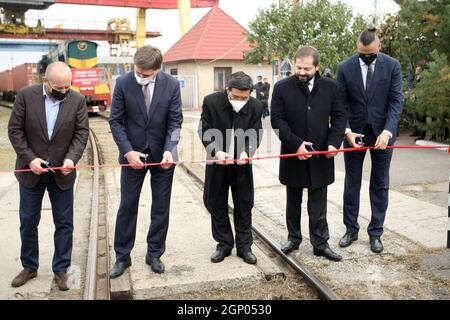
[{"xmin": 1, "ymin": 145, "xmax": 448, "ymax": 174}]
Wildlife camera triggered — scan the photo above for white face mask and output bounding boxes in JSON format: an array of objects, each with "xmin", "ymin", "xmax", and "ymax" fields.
[
  {"xmin": 229, "ymin": 99, "xmax": 247, "ymax": 113},
  {"xmin": 135, "ymin": 71, "xmax": 156, "ymax": 86}
]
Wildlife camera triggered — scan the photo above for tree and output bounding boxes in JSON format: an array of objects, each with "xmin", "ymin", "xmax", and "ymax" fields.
[
  {"xmin": 380, "ymin": 0, "xmax": 449, "ymax": 73},
  {"xmin": 244, "ymin": 0, "xmax": 365, "ymax": 72},
  {"xmin": 379, "ymin": 0, "xmax": 450, "ymax": 140},
  {"xmin": 410, "ymin": 50, "xmax": 449, "ymax": 140}
]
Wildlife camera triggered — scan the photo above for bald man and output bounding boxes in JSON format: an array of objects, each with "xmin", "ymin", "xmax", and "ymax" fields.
[{"xmin": 8, "ymin": 61, "xmax": 89, "ymax": 291}]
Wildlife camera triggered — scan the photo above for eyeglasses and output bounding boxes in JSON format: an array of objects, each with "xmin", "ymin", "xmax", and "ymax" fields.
[{"xmin": 228, "ymin": 93, "xmax": 250, "ymax": 102}]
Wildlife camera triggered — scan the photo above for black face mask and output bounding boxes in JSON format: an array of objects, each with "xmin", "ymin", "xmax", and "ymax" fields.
[
  {"xmin": 359, "ymin": 53, "xmax": 377, "ymax": 65},
  {"xmin": 47, "ymin": 83, "xmax": 68, "ymax": 100}
]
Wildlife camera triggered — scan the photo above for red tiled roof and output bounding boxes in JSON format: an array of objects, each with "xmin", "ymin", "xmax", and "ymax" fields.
[{"xmin": 163, "ymin": 6, "xmax": 251, "ymax": 63}]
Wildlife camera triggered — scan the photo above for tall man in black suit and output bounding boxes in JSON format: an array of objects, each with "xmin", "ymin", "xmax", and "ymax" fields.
[
  {"xmin": 271, "ymin": 46, "xmax": 347, "ymax": 261},
  {"xmin": 8, "ymin": 61, "xmax": 89, "ymax": 290},
  {"xmin": 109, "ymin": 46, "xmax": 183, "ymax": 277},
  {"xmin": 198, "ymin": 72, "xmax": 263, "ymax": 265},
  {"xmin": 337, "ymin": 27, "xmax": 404, "ymax": 253}
]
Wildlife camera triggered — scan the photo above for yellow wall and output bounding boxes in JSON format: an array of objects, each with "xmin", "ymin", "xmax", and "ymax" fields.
[{"xmin": 164, "ymin": 60, "xmax": 273, "ymax": 109}]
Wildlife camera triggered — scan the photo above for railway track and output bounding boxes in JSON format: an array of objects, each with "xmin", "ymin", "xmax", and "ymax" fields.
[
  {"xmin": 84, "ymin": 128, "xmax": 110, "ymax": 300},
  {"xmin": 180, "ymin": 162, "xmax": 340, "ymax": 300},
  {"xmin": 3, "ymin": 103, "xmax": 338, "ymax": 300},
  {"xmin": 1, "ymin": 102, "xmax": 111, "ymax": 299},
  {"xmin": 93, "ymin": 113, "xmax": 339, "ymax": 300}
]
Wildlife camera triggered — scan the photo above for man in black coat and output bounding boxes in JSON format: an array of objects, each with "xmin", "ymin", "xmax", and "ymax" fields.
[
  {"xmin": 271, "ymin": 46, "xmax": 347, "ymax": 261},
  {"xmin": 254, "ymin": 75, "xmax": 269, "ymax": 119},
  {"xmin": 198, "ymin": 72, "xmax": 263, "ymax": 265}
]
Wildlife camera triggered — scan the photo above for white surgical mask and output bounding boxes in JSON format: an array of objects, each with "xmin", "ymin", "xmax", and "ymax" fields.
[
  {"xmin": 229, "ymin": 100, "xmax": 247, "ymax": 113},
  {"xmin": 135, "ymin": 71, "xmax": 156, "ymax": 86}
]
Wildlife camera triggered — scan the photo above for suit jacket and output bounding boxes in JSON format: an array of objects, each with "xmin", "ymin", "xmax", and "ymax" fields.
[
  {"xmin": 109, "ymin": 71, "xmax": 183, "ymax": 163},
  {"xmin": 8, "ymin": 84, "xmax": 89, "ymax": 190},
  {"xmin": 198, "ymin": 91, "xmax": 263, "ymax": 213},
  {"xmin": 337, "ymin": 53, "xmax": 404, "ymax": 139},
  {"xmin": 271, "ymin": 74, "xmax": 347, "ymax": 189}
]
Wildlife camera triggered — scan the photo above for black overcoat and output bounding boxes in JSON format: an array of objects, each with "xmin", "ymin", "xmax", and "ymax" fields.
[
  {"xmin": 270, "ymin": 74, "xmax": 347, "ymax": 189},
  {"xmin": 198, "ymin": 91, "xmax": 263, "ymax": 213}
]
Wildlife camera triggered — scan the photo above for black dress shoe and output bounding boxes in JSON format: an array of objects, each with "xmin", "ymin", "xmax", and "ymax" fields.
[
  {"xmin": 110, "ymin": 258, "xmax": 132, "ymax": 279},
  {"xmin": 281, "ymin": 241, "xmax": 300, "ymax": 254},
  {"xmin": 339, "ymin": 232, "xmax": 358, "ymax": 248},
  {"xmin": 210, "ymin": 249, "xmax": 231, "ymax": 263},
  {"xmin": 146, "ymin": 255, "xmax": 165, "ymax": 274},
  {"xmin": 313, "ymin": 247, "xmax": 342, "ymax": 261},
  {"xmin": 370, "ymin": 237, "xmax": 384, "ymax": 253},
  {"xmin": 237, "ymin": 251, "xmax": 257, "ymax": 264}
]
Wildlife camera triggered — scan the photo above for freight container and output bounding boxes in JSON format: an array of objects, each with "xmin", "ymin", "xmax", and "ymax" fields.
[
  {"xmin": 0, "ymin": 69, "xmax": 13, "ymax": 92},
  {"xmin": 12, "ymin": 63, "xmax": 38, "ymax": 92}
]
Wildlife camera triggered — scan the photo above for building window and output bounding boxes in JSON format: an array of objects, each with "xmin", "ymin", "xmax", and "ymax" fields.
[
  {"xmin": 170, "ymin": 68, "xmax": 178, "ymax": 76},
  {"xmin": 214, "ymin": 67, "xmax": 231, "ymax": 91}
]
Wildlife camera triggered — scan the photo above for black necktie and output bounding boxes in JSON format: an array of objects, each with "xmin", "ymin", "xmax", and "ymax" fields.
[{"xmin": 365, "ymin": 63, "xmax": 373, "ymax": 95}]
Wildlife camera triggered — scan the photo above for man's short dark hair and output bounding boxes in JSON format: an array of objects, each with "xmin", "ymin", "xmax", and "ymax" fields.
[
  {"xmin": 294, "ymin": 45, "xmax": 320, "ymax": 66},
  {"xmin": 228, "ymin": 71, "xmax": 253, "ymax": 91},
  {"xmin": 134, "ymin": 45, "xmax": 163, "ymax": 70},
  {"xmin": 358, "ymin": 25, "xmax": 378, "ymax": 46}
]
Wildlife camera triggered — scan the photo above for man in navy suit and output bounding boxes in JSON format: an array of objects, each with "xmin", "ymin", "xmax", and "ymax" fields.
[
  {"xmin": 109, "ymin": 46, "xmax": 183, "ymax": 277},
  {"xmin": 337, "ymin": 27, "xmax": 403, "ymax": 253}
]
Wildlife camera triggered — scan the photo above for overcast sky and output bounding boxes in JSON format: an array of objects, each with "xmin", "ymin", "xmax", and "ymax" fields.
[{"xmin": 0, "ymin": 0, "xmax": 399, "ymax": 71}]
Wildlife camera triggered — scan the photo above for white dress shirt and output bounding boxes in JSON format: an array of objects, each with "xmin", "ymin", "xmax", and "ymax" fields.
[{"xmin": 345, "ymin": 58, "xmax": 392, "ymax": 138}]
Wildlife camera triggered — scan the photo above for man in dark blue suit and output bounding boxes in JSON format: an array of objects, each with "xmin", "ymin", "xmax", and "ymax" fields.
[
  {"xmin": 109, "ymin": 46, "xmax": 183, "ymax": 277},
  {"xmin": 337, "ymin": 27, "xmax": 404, "ymax": 253}
]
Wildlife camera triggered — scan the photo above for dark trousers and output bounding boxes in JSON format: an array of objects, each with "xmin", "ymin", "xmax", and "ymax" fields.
[
  {"xmin": 343, "ymin": 124, "xmax": 393, "ymax": 237},
  {"xmin": 114, "ymin": 154, "xmax": 175, "ymax": 262},
  {"xmin": 19, "ymin": 173, "xmax": 74, "ymax": 273},
  {"xmin": 286, "ymin": 186, "xmax": 329, "ymax": 250},
  {"xmin": 210, "ymin": 165, "xmax": 253, "ymax": 254}
]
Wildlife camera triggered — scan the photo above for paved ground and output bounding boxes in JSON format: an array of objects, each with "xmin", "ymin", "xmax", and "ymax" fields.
[
  {"xmin": 180, "ymin": 111, "xmax": 450, "ymax": 299},
  {"xmin": 89, "ymin": 117, "xmax": 281, "ymax": 300},
  {"xmin": 0, "ymin": 151, "xmax": 92, "ymax": 300},
  {"xmin": 1, "ymin": 106, "xmax": 448, "ymax": 300}
]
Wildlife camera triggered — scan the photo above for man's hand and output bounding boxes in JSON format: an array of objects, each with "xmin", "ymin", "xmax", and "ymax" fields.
[
  {"xmin": 345, "ymin": 132, "xmax": 364, "ymax": 148},
  {"xmin": 29, "ymin": 158, "xmax": 48, "ymax": 175},
  {"xmin": 161, "ymin": 151, "xmax": 173, "ymax": 169},
  {"xmin": 237, "ymin": 151, "xmax": 249, "ymax": 165},
  {"xmin": 125, "ymin": 151, "xmax": 146, "ymax": 169},
  {"xmin": 325, "ymin": 145, "xmax": 338, "ymax": 158},
  {"xmin": 297, "ymin": 141, "xmax": 313, "ymax": 160},
  {"xmin": 374, "ymin": 132, "xmax": 390, "ymax": 150},
  {"xmin": 60, "ymin": 159, "xmax": 74, "ymax": 176},
  {"xmin": 215, "ymin": 151, "xmax": 231, "ymax": 165}
]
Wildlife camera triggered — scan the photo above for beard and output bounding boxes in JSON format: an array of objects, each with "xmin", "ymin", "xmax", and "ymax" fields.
[{"xmin": 295, "ymin": 72, "xmax": 315, "ymax": 88}]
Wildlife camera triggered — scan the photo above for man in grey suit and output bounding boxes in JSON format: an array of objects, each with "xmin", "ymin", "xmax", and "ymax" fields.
[
  {"xmin": 109, "ymin": 46, "xmax": 183, "ymax": 277},
  {"xmin": 337, "ymin": 26, "xmax": 404, "ymax": 253},
  {"xmin": 8, "ymin": 61, "xmax": 89, "ymax": 290}
]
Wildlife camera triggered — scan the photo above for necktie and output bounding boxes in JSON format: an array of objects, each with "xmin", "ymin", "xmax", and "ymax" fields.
[
  {"xmin": 143, "ymin": 84, "xmax": 151, "ymax": 115},
  {"xmin": 365, "ymin": 63, "xmax": 373, "ymax": 95}
]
